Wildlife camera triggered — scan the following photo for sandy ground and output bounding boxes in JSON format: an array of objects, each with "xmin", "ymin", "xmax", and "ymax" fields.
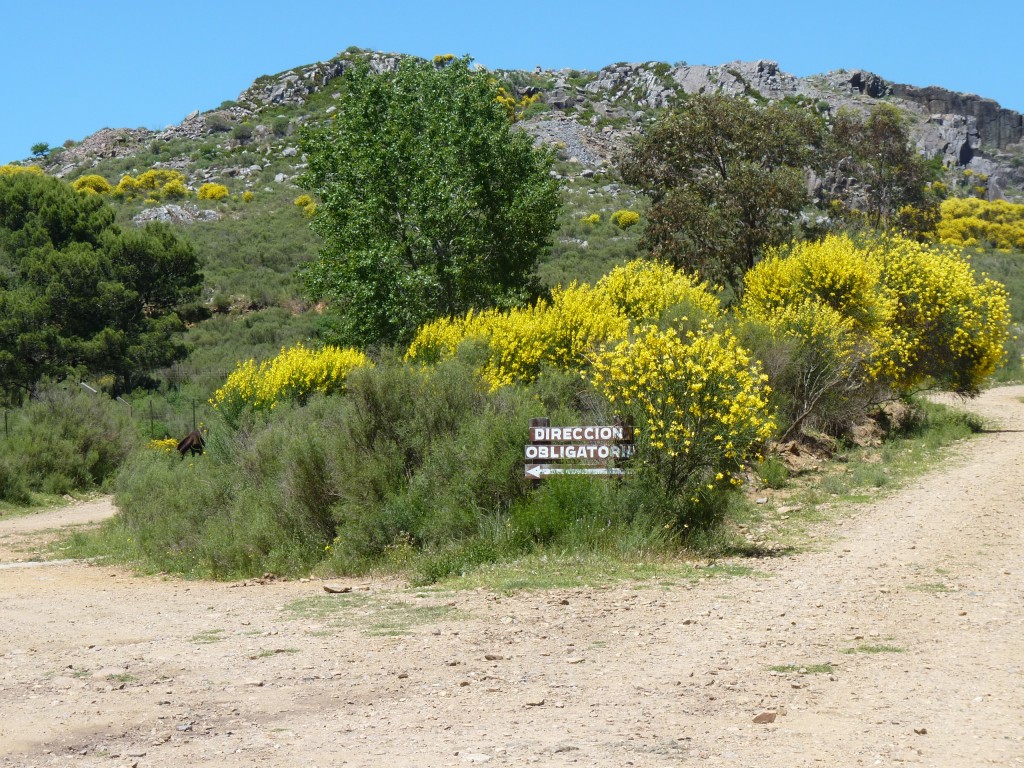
[{"xmin": 1, "ymin": 387, "xmax": 1023, "ymax": 768}]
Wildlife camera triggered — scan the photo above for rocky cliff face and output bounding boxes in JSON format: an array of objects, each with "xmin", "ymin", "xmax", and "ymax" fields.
[
  {"xmin": 524, "ymin": 58, "xmax": 1019, "ymax": 189},
  {"xmin": 40, "ymin": 50, "xmax": 1024, "ymax": 199},
  {"xmin": 515, "ymin": 58, "xmax": 1024, "ymax": 195}
]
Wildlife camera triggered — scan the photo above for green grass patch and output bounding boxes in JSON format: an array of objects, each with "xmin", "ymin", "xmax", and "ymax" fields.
[
  {"xmin": 252, "ymin": 648, "xmax": 299, "ymax": 658},
  {"xmin": 364, "ymin": 603, "xmax": 463, "ymax": 636},
  {"xmin": 284, "ymin": 592, "xmax": 370, "ymax": 619},
  {"xmin": 768, "ymin": 663, "xmax": 835, "ymax": 674},
  {"xmin": 431, "ymin": 552, "xmax": 765, "ymax": 593},
  {"xmin": 283, "ymin": 594, "xmax": 469, "ymax": 636},
  {"xmin": 842, "ymin": 644, "xmax": 905, "ymax": 654},
  {"xmin": 190, "ymin": 629, "xmax": 226, "ymax": 644}
]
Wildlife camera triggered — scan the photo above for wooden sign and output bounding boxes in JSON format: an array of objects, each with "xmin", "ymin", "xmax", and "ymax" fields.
[{"xmin": 525, "ymin": 416, "xmax": 634, "ymax": 479}]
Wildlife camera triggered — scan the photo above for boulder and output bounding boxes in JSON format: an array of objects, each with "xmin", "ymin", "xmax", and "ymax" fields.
[{"xmin": 132, "ymin": 204, "xmax": 221, "ymax": 226}]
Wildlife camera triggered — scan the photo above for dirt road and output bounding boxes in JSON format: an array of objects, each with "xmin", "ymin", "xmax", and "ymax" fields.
[{"xmin": 2, "ymin": 387, "xmax": 1023, "ymax": 767}]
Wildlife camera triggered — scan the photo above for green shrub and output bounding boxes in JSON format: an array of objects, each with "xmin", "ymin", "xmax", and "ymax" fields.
[
  {"xmin": 205, "ymin": 113, "xmax": 232, "ymax": 133},
  {"xmin": 271, "ymin": 117, "xmax": 291, "ymax": 137},
  {"xmin": 0, "ymin": 390, "xmax": 140, "ymax": 503},
  {"xmin": 757, "ymin": 455, "xmax": 789, "ymax": 488},
  {"xmin": 0, "ymin": 455, "xmax": 31, "ymax": 504},
  {"xmin": 101, "ymin": 358, "xmax": 537, "ymax": 578},
  {"xmin": 232, "ymin": 123, "xmax": 254, "ymax": 144}
]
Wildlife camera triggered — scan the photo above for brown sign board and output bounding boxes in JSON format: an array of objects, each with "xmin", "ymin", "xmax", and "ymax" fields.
[{"xmin": 526, "ymin": 417, "xmax": 634, "ymax": 479}]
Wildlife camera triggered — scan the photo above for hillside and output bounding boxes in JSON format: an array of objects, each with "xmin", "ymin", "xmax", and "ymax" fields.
[
  {"xmin": 9, "ymin": 46, "xmax": 1024, "ymax": 412},
  {"xmin": 31, "ymin": 49, "xmax": 1024, "ymax": 197}
]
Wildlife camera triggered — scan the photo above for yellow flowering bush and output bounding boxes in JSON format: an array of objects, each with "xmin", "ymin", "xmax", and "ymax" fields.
[
  {"xmin": 0, "ymin": 164, "xmax": 44, "ymax": 176},
  {"xmin": 743, "ymin": 234, "xmax": 900, "ymax": 382},
  {"xmin": 135, "ymin": 169, "xmax": 186, "ymax": 191},
  {"xmin": 293, "ymin": 194, "xmax": 316, "ymax": 218},
  {"xmin": 877, "ymin": 236, "xmax": 1010, "ymax": 394},
  {"xmin": 407, "ymin": 260, "xmax": 723, "ymax": 390},
  {"xmin": 242, "ymin": 190, "xmax": 254, "ymax": 203},
  {"xmin": 197, "ymin": 182, "xmax": 229, "ymax": 200},
  {"xmin": 149, "ymin": 437, "xmax": 180, "ymax": 453},
  {"xmin": 112, "ymin": 174, "xmax": 140, "ymax": 199},
  {"xmin": 404, "ymin": 308, "xmax": 498, "ymax": 366},
  {"xmin": 482, "ymin": 283, "xmax": 630, "ymax": 388},
  {"xmin": 590, "ymin": 325, "xmax": 775, "ymax": 504},
  {"xmin": 112, "ymin": 169, "xmax": 189, "ymax": 200},
  {"xmin": 580, "ymin": 213, "xmax": 601, "ymax": 225},
  {"xmin": 71, "ymin": 174, "xmax": 112, "ymax": 195},
  {"xmin": 162, "ymin": 178, "xmax": 189, "ymax": 199},
  {"xmin": 936, "ymin": 197, "xmax": 1024, "ymax": 251},
  {"xmin": 596, "ymin": 259, "xmax": 721, "ymax": 324},
  {"xmin": 408, "ymin": 286, "xmax": 629, "ymax": 389},
  {"xmin": 743, "ymin": 233, "xmax": 1011, "ymax": 402},
  {"xmin": 211, "ymin": 343, "xmax": 371, "ymax": 423},
  {"xmin": 495, "ymin": 87, "xmax": 540, "ymax": 123},
  {"xmin": 610, "ymin": 209, "xmax": 640, "ymax": 230},
  {"xmin": 745, "ymin": 235, "xmax": 887, "ymax": 330}
]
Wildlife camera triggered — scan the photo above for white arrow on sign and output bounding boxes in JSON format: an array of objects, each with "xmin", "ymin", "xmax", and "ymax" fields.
[{"xmin": 525, "ymin": 464, "xmax": 628, "ymax": 479}]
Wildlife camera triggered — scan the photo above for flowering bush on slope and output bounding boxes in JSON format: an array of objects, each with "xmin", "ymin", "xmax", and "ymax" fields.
[
  {"xmin": 211, "ymin": 344, "xmax": 371, "ymax": 424},
  {"xmin": 936, "ymin": 197, "xmax": 1024, "ymax": 251},
  {"xmin": 742, "ymin": 233, "xmax": 1010, "ymax": 400},
  {"xmin": 590, "ymin": 325, "xmax": 774, "ymax": 509},
  {"xmin": 406, "ymin": 259, "xmax": 720, "ymax": 389}
]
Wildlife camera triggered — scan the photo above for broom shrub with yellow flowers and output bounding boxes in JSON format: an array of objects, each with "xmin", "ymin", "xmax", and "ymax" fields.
[
  {"xmin": 739, "ymin": 233, "xmax": 1010, "ymax": 435},
  {"xmin": 936, "ymin": 197, "xmax": 1024, "ymax": 251},
  {"xmin": 406, "ymin": 259, "xmax": 721, "ymax": 388},
  {"xmin": 590, "ymin": 324, "xmax": 775, "ymax": 530},
  {"xmin": 875, "ymin": 234, "xmax": 1010, "ymax": 395},
  {"xmin": 210, "ymin": 343, "xmax": 371, "ymax": 425}
]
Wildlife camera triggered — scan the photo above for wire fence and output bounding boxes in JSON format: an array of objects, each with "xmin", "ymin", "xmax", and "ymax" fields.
[{"xmin": 1, "ymin": 385, "xmax": 215, "ymax": 442}]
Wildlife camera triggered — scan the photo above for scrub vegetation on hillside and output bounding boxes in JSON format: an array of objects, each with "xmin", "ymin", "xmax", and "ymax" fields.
[{"xmin": 1, "ymin": 51, "xmax": 1020, "ymax": 582}]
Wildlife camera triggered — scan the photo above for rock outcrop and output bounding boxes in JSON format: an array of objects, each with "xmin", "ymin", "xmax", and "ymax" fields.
[
  {"xmin": 34, "ymin": 50, "xmax": 1024, "ymax": 199},
  {"xmin": 892, "ymin": 84, "xmax": 1023, "ymax": 149},
  {"xmin": 132, "ymin": 204, "xmax": 221, "ymax": 226}
]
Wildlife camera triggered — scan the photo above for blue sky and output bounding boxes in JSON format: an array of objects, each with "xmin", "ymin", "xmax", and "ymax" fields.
[{"xmin": 2, "ymin": 0, "xmax": 1021, "ymax": 165}]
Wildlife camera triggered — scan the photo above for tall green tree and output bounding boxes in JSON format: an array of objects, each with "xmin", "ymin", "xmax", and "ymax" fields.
[
  {"xmin": 622, "ymin": 93, "xmax": 826, "ymax": 289},
  {"xmin": 299, "ymin": 56, "xmax": 561, "ymax": 346},
  {"xmin": 0, "ymin": 172, "xmax": 201, "ymax": 400},
  {"xmin": 828, "ymin": 103, "xmax": 935, "ymax": 228}
]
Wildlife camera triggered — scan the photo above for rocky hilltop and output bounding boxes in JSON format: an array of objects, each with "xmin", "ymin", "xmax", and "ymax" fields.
[{"xmin": 39, "ymin": 49, "xmax": 1024, "ymax": 199}]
